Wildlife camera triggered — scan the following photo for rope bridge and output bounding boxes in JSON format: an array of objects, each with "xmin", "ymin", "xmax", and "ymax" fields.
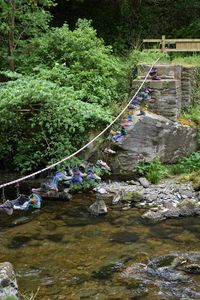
[{"xmin": 0, "ymin": 57, "xmax": 160, "ymax": 190}]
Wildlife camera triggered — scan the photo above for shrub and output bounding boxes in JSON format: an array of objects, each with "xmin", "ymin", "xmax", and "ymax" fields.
[
  {"xmin": 134, "ymin": 158, "xmax": 168, "ymax": 184},
  {"xmin": 170, "ymin": 152, "xmax": 200, "ymax": 175},
  {"xmin": 0, "ymin": 77, "xmax": 112, "ymax": 172},
  {"xmin": 17, "ymin": 20, "xmax": 128, "ymax": 107},
  {"xmin": 0, "ymin": 20, "xmax": 130, "ymax": 173}
]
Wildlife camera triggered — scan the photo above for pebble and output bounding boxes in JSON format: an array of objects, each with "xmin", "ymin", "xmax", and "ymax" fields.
[
  {"xmin": 151, "ymin": 207, "xmax": 158, "ymax": 212},
  {"xmin": 94, "ymin": 187, "xmax": 107, "ymax": 194},
  {"xmin": 94, "ymin": 178, "xmax": 198, "ymax": 216},
  {"xmin": 122, "ymin": 207, "xmax": 131, "ymax": 210},
  {"xmin": 138, "ymin": 177, "xmax": 150, "ymax": 188}
]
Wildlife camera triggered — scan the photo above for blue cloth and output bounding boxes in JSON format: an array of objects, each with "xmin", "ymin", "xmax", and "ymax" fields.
[
  {"xmin": 87, "ymin": 171, "xmax": 101, "ymax": 181},
  {"xmin": 71, "ymin": 175, "xmax": 83, "ymax": 184},
  {"xmin": 113, "ymin": 133, "xmax": 123, "ymax": 142},
  {"xmin": 49, "ymin": 171, "xmax": 67, "ymax": 191},
  {"xmin": 139, "ymin": 91, "xmax": 149, "ymax": 100}
]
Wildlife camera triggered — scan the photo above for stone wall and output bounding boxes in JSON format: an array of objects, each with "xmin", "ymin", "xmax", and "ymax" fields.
[
  {"xmin": 135, "ymin": 64, "xmax": 194, "ymax": 120},
  {"xmin": 181, "ymin": 66, "xmax": 195, "ymax": 107},
  {"xmin": 133, "ymin": 79, "xmax": 181, "ymax": 121}
]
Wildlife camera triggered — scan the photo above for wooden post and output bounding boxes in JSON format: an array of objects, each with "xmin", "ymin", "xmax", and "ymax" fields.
[{"xmin": 161, "ymin": 35, "xmax": 166, "ymax": 52}]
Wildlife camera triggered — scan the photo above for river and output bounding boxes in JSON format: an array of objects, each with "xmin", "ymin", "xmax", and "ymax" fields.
[{"xmin": 0, "ymin": 191, "xmax": 200, "ymax": 299}]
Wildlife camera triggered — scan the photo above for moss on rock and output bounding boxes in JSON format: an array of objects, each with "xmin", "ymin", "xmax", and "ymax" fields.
[{"xmin": 123, "ymin": 191, "xmax": 143, "ymax": 202}]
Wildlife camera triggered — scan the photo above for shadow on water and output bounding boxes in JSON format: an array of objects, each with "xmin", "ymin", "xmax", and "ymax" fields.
[{"xmin": 0, "ymin": 186, "xmax": 200, "ymax": 299}]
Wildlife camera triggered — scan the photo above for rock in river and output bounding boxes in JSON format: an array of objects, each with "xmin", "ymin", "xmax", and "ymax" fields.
[
  {"xmin": 0, "ymin": 262, "xmax": 19, "ymax": 300},
  {"xmin": 88, "ymin": 200, "xmax": 108, "ymax": 216}
]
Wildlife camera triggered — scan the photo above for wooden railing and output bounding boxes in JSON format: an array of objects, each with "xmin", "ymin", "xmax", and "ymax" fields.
[{"xmin": 143, "ymin": 35, "xmax": 200, "ymax": 52}]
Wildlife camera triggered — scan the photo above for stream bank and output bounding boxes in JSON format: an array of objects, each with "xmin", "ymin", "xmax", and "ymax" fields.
[{"xmin": 95, "ymin": 176, "xmax": 200, "ymax": 222}]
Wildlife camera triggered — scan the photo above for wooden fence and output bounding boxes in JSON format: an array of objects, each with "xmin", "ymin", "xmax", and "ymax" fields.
[{"xmin": 143, "ymin": 35, "xmax": 200, "ymax": 52}]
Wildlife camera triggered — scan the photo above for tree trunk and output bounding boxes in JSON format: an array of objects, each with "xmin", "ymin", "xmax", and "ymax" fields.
[{"xmin": 8, "ymin": 0, "xmax": 16, "ymax": 70}]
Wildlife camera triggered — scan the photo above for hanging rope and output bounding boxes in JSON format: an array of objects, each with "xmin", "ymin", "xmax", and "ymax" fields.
[
  {"xmin": 15, "ymin": 183, "xmax": 20, "ymax": 197},
  {"xmin": 1, "ymin": 187, "xmax": 6, "ymax": 202},
  {"xmin": 0, "ymin": 57, "xmax": 160, "ymax": 190}
]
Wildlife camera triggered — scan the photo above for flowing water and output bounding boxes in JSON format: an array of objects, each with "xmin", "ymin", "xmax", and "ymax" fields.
[{"xmin": 0, "ymin": 191, "xmax": 200, "ymax": 300}]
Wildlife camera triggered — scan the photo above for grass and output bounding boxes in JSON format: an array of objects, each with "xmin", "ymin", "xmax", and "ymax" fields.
[
  {"xmin": 134, "ymin": 151, "xmax": 200, "ymax": 184},
  {"xmin": 169, "ymin": 152, "xmax": 200, "ymax": 175},
  {"xmin": 129, "ymin": 51, "xmax": 200, "ymax": 67},
  {"xmin": 133, "ymin": 158, "xmax": 169, "ymax": 184},
  {"xmin": 128, "ymin": 50, "xmax": 170, "ymax": 65},
  {"xmin": 129, "ymin": 51, "xmax": 200, "ymax": 66},
  {"xmin": 171, "ymin": 54, "xmax": 200, "ymax": 66}
]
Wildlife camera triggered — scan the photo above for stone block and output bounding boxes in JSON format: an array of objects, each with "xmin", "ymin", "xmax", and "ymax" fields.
[
  {"xmin": 181, "ymin": 67, "xmax": 194, "ymax": 107},
  {"xmin": 137, "ymin": 64, "xmax": 182, "ymax": 80},
  {"xmin": 132, "ymin": 79, "xmax": 181, "ymax": 121}
]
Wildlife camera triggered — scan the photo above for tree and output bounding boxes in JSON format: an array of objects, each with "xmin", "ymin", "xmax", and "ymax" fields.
[
  {"xmin": 0, "ymin": 0, "xmax": 56, "ymax": 70},
  {"xmin": 0, "ymin": 20, "xmax": 128, "ymax": 172},
  {"xmin": 50, "ymin": 0, "xmax": 200, "ymax": 51}
]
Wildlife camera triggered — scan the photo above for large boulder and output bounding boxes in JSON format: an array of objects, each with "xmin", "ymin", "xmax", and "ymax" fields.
[
  {"xmin": 105, "ymin": 112, "xmax": 197, "ymax": 175},
  {"xmin": 0, "ymin": 262, "xmax": 19, "ymax": 300}
]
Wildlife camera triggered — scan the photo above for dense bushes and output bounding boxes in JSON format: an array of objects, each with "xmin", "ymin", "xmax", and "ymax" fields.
[
  {"xmin": 17, "ymin": 20, "xmax": 128, "ymax": 108},
  {"xmin": 0, "ymin": 20, "xmax": 129, "ymax": 173},
  {"xmin": 0, "ymin": 77, "xmax": 113, "ymax": 172}
]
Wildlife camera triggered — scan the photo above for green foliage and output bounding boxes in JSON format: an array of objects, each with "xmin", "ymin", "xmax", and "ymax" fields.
[
  {"xmin": 178, "ymin": 66, "xmax": 200, "ymax": 145},
  {"xmin": 182, "ymin": 106, "xmax": 200, "ymax": 126},
  {"xmin": 0, "ymin": 20, "xmax": 130, "ymax": 173},
  {"xmin": 0, "ymin": 77, "xmax": 112, "ymax": 172},
  {"xmin": 172, "ymin": 55, "xmax": 200, "ymax": 67},
  {"xmin": 4, "ymin": 297, "xmax": 17, "ymax": 300},
  {"xmin": 127, "ymin": 50, "xmax": 170, "ymax": 79},
  {"xmin": 170, "ymin": 152, "xmax": 200, "ymax": 175},
  {"xmin": 134, "ymin": 152, "xmax": 200, "ymax": 184},
  {"xmin": 128, "ymin": 51, "xmax": 170, "ymax": 66},
  {"xmin": 182, "ymin": 106, "xmax": 200, "ymax": 146},
  {"xmin": 174, "ymin": 19, "xmax": 200, "ymax": 38},
  {"xmin": 17, "ymin": 20, "xmax": 128, "ymax": 106},
  {"xmin": 134, "ymin": 158, "xmax": 168, "ymax": 184},
  {"xmin": 0, "ymin": 0, "xmax": 56, "ymax": 69},
  {"xmin": 52, "ymin": 0, "xmax": 200, "ymax": 52}
]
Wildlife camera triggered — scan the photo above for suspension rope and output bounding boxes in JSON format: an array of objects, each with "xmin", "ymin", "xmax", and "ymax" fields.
[
  {"xmin": 1, "ymin": 187, "xmax": 6, "ymax": 202},
  {"xmin": 0, "ymin": 57, "xmax": 160, "ymax": 189},
  {"xmin": 15, "ymin": 183, "xmax": 20, "ymax": 197}
]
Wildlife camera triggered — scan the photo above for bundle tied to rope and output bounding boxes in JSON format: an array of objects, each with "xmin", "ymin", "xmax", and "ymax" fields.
[{"xmin": 0, "ymin": 57, "xmax": 160, "ymax": 190}]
